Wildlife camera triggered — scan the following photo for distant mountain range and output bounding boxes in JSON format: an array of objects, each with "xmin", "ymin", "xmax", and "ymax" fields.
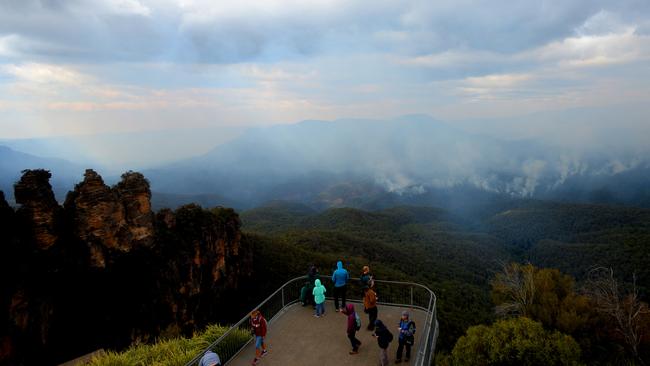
[
  {"xmin": 144, "ymin": 115, "xmax": 650, "ymax": 210},
  {"xmin": 3, "ymin": 115, "xmax": 649, "ymax": 210},
  {"xmin": 0, "ymin": 145, "xmax": 84, "ymax": 203}
]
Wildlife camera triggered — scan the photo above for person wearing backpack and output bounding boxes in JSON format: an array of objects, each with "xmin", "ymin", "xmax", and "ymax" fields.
[
  {"xmin": 332, "ymin": 261, "xmax": 350, "ymax": 311},
  {"xmin": 363, "ymin": 286, "xmax": 378, "ymax": 330},
  {"xmin": 312, "ymin": 279, "xmax": 327, "ymax": 317},
  {"xmin": 341, "ymin": 303, "xmax": 362, "ymax": 354},
  {"xmin": 372, "ymin": 320, "xmax": 393, "ymax": 366},
  {"xmin": 395, "ymin": 311, "xmax": 416, "ymax": 363}
]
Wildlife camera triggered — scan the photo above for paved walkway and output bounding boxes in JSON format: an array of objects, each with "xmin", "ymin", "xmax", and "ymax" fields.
[{"xmin": 229, "ymin": 301, "xmax": 425, "ymax": 366}]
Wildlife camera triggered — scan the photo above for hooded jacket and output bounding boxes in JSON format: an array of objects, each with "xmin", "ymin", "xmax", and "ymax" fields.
[
  {"xmin": 331, "ymin": 261, "xmax": 349, "ymax": 288},
  {"xmin": 199, "ymin": 351, "xmax": 221, "ymax": 366},
  {"xmin": 312, "ymin": 279, "xmax": 327, "ymax": 304},
  {"xmin": 342, "ymin": 303, "xmax": 357, "ymax": 334},
  {"xmin": 373, "ymin": 320, "xmax": 393, "ymax": 349}
]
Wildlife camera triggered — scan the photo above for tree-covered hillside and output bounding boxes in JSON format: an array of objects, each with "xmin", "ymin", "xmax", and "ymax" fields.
[
  {"xmin": 241, "ymin": 199, "xmax": 650, "ymax": 361},
  {"xmin": 242, "ymin": 203, "xmax": 511, "ymax": 350}
]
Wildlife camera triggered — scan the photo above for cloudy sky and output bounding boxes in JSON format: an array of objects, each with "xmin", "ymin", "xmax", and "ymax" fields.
[{"xmin": 1, "ymin": 0, "xmax": 649, "ymax": 141}]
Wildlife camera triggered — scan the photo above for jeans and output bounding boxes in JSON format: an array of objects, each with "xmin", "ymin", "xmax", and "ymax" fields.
[
  {"xmin": 255, "ymin": 336, "xmax": 264, "ymax": 349},
  {"xmin": 366, "ymin": 306, "xmax": 377, "ymax": 330},
  {"xmin": 334, "ymin": 285, "xmax": 347, "ymax": 310},
  {"xmin": 315, "ymin": 302, "xmax": 325, "ymax": 316},
  {"xmin": 348, "ymin": 331, "xmax": 361, "ymax": 351},
  {"xmin": 396, "ymin": 338, "xmax": 411, "ymax": 360}
]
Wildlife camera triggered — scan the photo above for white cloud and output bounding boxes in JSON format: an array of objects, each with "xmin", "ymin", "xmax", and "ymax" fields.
[{"xmin": 1, "ymin": 63, "xmax": 89, "ymax": 85}]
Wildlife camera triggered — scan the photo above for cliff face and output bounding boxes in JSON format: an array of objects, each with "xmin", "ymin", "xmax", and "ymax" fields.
[
  {"xmin": 13, "ymin": 170, "xmax": 61, "ymax": 250},
  {"xmin": 64, "ymin": 170, "xmax": 154, "ymax": 267},
  {"xmin": 1, "ymin": 169, "xmax": 252, "ymax": 365},
  {"xmin": 156, "ymin": 205, "xmax": 250, "ymax": 331}
]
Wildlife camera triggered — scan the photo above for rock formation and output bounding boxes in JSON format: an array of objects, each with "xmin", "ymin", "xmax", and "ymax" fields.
[
  {"xmin": 0, "ymin": 169, "xmax": 252, "ymax": 366},
  {"xmin": 13, "ymin": 170, "xmax": 61, "ymax": 250},
  {"xmin": 64, "ymin": 170, "xmax": 154, "ymax": 267}
]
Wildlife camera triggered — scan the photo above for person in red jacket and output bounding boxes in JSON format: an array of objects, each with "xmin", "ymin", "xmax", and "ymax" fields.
[
  {"xmin": 250, "ymin": 310, "xmax": 269, "ymax": 365},
  {"xmin": 341, "ymin": 303, "xmax": 362, "ymax": 354}
]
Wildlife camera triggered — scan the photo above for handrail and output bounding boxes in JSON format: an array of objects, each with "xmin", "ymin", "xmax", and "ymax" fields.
[{"xmin": 185, "ymin": 275, "xmax": 438, "ymax": 366}]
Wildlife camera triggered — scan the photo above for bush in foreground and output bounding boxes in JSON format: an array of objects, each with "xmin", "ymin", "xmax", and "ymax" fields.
[
  {"xmin": 88, "ymin": 324, "xmax": 249, "ymax": 366},
  {"xmin": 450, "ymin": 317, "xmax": 582, "ymax": 366}
]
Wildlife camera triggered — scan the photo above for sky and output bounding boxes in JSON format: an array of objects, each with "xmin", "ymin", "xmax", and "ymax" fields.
[{"xmin": 1, "ymin": 0, "xmax": 649, "ymax": 147}]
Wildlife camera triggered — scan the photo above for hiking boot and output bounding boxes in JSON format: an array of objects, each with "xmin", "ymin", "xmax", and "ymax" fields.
[
  {"xmin": 313, "ymin": 314, "xmax": 320, "ymax": 318},
  {"xmin": 261, "ymin": 350, "xmax": 269, "ymax": 358}
]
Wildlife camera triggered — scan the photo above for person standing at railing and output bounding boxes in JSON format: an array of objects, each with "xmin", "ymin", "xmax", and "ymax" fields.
[
  {"xmin": 250, "ymin": 310, "xmax": 269, "ymax": 365},
  {"xmin": 395, "ymin": 311, "xmax": 416, "ymax": 364},
  {"xmin": 199, "ymin": 350, "xmax": 222, "ymax": 366},
  {"xmin": 307, "ymin": 264, "xmax": 320, "ymax": 307},
  {"xmin": 312, "ymin": 278, "xmax": 327, "ymax": 317},
  {"xmin": 363, "ymin": 286, "xmax": 378, "ymax": 330},
  {"xmin": 360, "ymin": 265, "xmax": 375, "ymax": 293},
  {"xmin": 341, "ymin": 303, "xmax": 362, "ymax": 355},
  {"xmin": 372, "ymin": 320, "xmax": 394, "ymax": 366},
  {"xmin": 332, "ymin": 260, "xmax": 349, "ymax": 311}
]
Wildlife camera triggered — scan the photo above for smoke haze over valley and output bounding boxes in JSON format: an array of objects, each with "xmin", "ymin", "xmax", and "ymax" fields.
[{"xmin": 2, "ymin": 1, "xmax": 650, "ymax": 365}]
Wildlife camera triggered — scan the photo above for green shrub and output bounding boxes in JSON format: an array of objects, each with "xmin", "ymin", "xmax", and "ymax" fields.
[
  {"xmin": 451, "ymin": 317, "xmax": 583, "ymax": 366},
  {"xmin": 88, "ymin": 324, "xmax": 249, "ymax": 366}
]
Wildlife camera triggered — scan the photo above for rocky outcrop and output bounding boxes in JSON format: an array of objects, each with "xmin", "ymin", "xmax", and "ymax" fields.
[
  {"xmin": 64, "ymin": 170, "xmax": 154, "ymax": 267},
  {"xmin": 156, "ymin": 205, "xmax": 251, "ymax": 330},
  {"xmin": 13, "ymin": 170, "xmax": 60, "ymax": 250},
  {"xmin": 1, "ymin": 170, "xmax": 252, "ymax": 366}
]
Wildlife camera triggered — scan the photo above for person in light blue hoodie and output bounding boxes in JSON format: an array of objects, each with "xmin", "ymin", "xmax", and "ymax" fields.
[
  {"xmin": 332, "ymin": 260, "xmax": 349, "ymax": 311},
  {"xmin": 199, "ymin": 350, "xmax": 221, "ymax": 366}
]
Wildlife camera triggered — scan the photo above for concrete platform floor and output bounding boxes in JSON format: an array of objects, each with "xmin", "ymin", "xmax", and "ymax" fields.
[{"xmin": 228, "ymin": 301, "xmax": 426, "ymax": 366}]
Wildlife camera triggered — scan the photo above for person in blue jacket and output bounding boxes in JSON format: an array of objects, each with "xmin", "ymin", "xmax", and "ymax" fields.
[
  {"xmin": 395, "ymin": 311, "xmax": 416, "ymax": 363},
  {"xmin": 332, "ymin": 260, "xmax": 350, "ymax": 311}
]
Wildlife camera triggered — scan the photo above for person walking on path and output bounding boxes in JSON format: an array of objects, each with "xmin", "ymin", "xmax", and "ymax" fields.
[
  {"xmin": 341, "ymin": 303, "xmax": 362, "ymax": 355},
  {"xmin": 395, "ymin": 311, "xmax": 416, "ymax": 363},
  {"xmin": 250, "ymin": 310, "xmax": 269, "ymax": 365},
  {"xmin": 312, "ymin": 278, "xmax": 327, "ymax": 317},
  {"xmin": 332, "ymin": 261, "xmax": 349, "ymax": 311},
  {"xmin": 372, "ymin": 320, "xmax": 393, "ymax": 366},
  {"xmin": 199, "ymin": 350, "xmax": 222, "ymax": 366},
  {"xmin": 363, "ymin": 286, "xmax": 378, "ymax": 330}
]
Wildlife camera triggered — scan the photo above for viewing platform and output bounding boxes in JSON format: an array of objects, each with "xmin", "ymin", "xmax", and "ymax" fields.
[{"xmin": 186, "ymin": 277, "xmax": 439, "ymax": 366}]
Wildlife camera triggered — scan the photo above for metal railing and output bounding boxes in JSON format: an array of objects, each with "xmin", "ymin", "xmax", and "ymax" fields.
[{"xmin": 185, "ymin": 275, "xmax": 438, "ymax": 366}]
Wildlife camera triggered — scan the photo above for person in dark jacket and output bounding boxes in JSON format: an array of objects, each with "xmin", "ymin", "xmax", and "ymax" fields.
[
  {"xmin": 395, "ymin": 310, "xmax": 416, "ymax": 363},
  {"xmin": 372, "ymin": 320, "xmax": 393, "ymax": 366},
  {"xmin": 250, "ymin": 310, "xmax": 269, "ymax": 365},
  {"xmin": 332, "ymin": 261, "xmax": 349, "ymax": 311},
  {"xmin": 307, "ymin": 264, "xmax": 320, "ymax": 307},
  {"xmin": 360, "ymin": 265, "xmax": 375, "ymax": 291},
  {"xmin": 341, "ymin": 303, "xmax": 362, "ymax": 354}
]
